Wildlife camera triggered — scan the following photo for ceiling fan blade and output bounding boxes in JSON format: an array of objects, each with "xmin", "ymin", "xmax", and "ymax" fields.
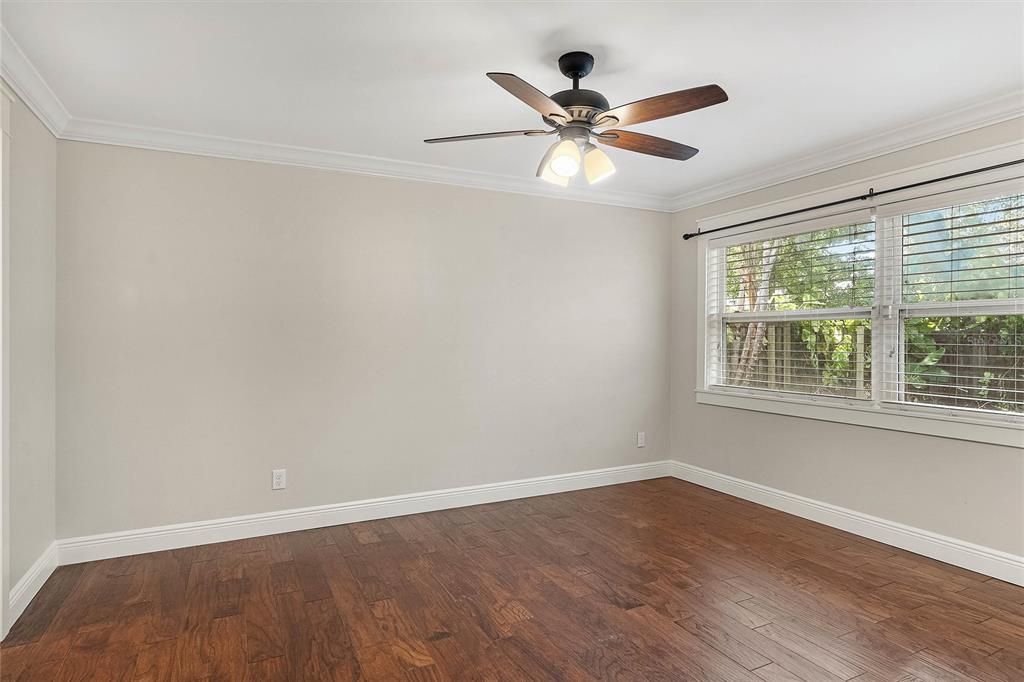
[
  {"xmin": 594, "ymin": 84, "xmax": 727, "ymax": 128},
  {"xmin": 595, "ymin": 130, "xmax": 698, "ymax": 161},
  {"xmin": 486, "ymin": 73, "xmax": 571, "ymax": 122},
  {"xmin": 424, "ymin": 129, "xmax": 553, "ymax": 144}
]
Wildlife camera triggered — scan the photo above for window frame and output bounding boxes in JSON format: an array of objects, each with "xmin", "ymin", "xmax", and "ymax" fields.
[{"xmin": 694, "ymin": 149, "xmax": 1024, "ymax": 448}]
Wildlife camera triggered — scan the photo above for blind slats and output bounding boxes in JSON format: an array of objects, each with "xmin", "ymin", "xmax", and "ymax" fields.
[
  {"xmin": 901, "ymin": 194, "xmax": 1023, "ymax": 305},
  {"xmin": 720, "ymin": 221, "xmax": 876, "ymax": 316}
]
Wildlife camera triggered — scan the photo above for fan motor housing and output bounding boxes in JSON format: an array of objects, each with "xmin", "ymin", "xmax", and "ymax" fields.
[{"xmin": 545, "ymin": 89, "xmax": 610, "ymax": 126}]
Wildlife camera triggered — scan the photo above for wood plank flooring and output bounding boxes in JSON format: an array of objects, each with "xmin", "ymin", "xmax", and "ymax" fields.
[{"xmin": 3, "ymin": 477, "xmax": 1023, "ymax": 681}]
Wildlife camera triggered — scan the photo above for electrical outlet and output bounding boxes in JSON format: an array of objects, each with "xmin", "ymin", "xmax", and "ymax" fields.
[
  {"xmin": 637, "ymin": 431, "xmax": 646, "ymax": 448},
  {"xmin": 272, "ymin": 469, "xmax": 286, "ymax": 490}
]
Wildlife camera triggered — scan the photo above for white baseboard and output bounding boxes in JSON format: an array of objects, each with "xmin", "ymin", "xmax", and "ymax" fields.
[
  {"xmin": 39, "ymin": 457, "xmax": 1023, "ymax": 599},
  {"xmin": 5, "ymin": 542, "xmax": 59, "ymax": 637},
  {"xmin": 669, "ymin": 460, "xmax": 1024, "ymax": 587},
  {"xmin": 57, "ymin": 460, "xmax": 673, "ymax": 565}
]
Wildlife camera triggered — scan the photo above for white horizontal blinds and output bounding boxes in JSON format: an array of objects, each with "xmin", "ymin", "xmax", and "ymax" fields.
[
  {"xmin": 899, "ymin": 314, "xmax": 1022, "ymax": 414},
  {"xmin": 902, "ymin": 193, "xmax": 1024, "ymax": 303},
  {"xmin": 717, "ymin": 221, "xmax": 876, "ymax": 312},
  {"xmin": 893, "ymin": 192, "xmax": 1024, "ymax": 415},
  {"xmin": 707, "ymin": 219, "xmax": 875, "ymax": 400},
  {"xmin": 722, "ymin": 320, "xmax": 872, "ymax": 398}
]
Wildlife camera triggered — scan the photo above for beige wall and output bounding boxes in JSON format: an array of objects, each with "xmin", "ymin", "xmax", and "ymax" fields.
[
  {"xmin": 671, "ymin": 118, "xmax": 1024, "ymax": 556},
  {"xmin": 56, "ymin": 141, "xmax": 671, "ymax": 538},
  {"xmin": 35, "ymin": 112, "xmax": 1024, "ymax": 559},
  {"xmin": 6, "ymin": 91, "xmax": 57, "ymax": 585}
]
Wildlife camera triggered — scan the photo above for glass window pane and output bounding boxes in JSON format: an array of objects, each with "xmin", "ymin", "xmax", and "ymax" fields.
[
  {"xmin": 720, "ymin": 320, "xmax": 872, "ymax": 399},
  {"xmin": 902, "ymin": 315, "xmax": 1023, "ymax": 414},
  {"xmin": 902, "ymin": 194, "xmax": 1024, "ymax": 303},
  {"xmin": 725, "ymin": 222, "xmax": 875, "ymax": 313}
]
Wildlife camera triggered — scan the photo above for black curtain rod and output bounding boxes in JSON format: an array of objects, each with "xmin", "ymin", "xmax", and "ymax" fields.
[{"xmin": 681, "ymin": 158, "xmax": 1024, "ymax": 240}]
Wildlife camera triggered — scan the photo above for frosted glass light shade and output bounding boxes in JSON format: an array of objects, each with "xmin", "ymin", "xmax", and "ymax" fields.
[
  {"xmin": 548, "ymin": 139, "xmax": 580, "ymax": 177},
  {"xmin": 536, "ymin": 139, "xmax": 571, "ymax": 186},
  {"xmin": 539, "ymin": 163, "xmax": 570, "ymax": 186},
  {"xmin": 583, "ymin": 144, "xmax": 615, "ymax": 184}
]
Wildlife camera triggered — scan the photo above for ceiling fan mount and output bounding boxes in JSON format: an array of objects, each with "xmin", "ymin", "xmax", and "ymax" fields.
[
  {"xmin": 425, "ymin": 50, "xmax": 728, "ymax": 186},
  {"xmin": 557, "ymin": 50, "xmax": 595, "ymax": 81}
]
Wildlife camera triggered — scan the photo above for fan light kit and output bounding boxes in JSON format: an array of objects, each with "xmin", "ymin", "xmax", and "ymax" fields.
[{"xmin": 425, "ymin": 51, "xmax": 728, "ymax": 187}]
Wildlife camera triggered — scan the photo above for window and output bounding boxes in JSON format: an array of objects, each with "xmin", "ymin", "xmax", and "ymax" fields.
[
  {"xmin": 708, "ymin": 221, "xmax": 875, "ymax": 400},
  {"xmin": 701, "ymin": 179, "xmax": 1023, "ymax": 442}
]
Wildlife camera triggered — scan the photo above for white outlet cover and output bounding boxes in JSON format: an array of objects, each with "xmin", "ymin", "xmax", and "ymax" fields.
[
  {"xmin": 637, "ymin": 432, "xmax": 646, "ymax": 448},
  {"xmin": 272, "ymin": 468, "xmax": 286, "ymax": 490}
]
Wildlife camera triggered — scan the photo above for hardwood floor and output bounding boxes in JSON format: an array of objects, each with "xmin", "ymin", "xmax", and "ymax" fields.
[{"xmin": 3, "ymin": 478, "xmax": 1023, "ymax": 681}]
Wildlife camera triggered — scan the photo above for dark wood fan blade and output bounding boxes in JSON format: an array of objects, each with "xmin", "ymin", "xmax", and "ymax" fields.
[
  {"xmin": 594, "ymin": 84, "xmax": 727, "ymax": 128},
  {"xmin": 424, "ymin": 129, "xmax": 552, "ymax": 143},
  {"xmin": 595, "ymin": 130, "xmax": 698, "ymax": 161},
  {"xmin": 486, "ymin": 73, "xmax": 571, "ymax": 122}
]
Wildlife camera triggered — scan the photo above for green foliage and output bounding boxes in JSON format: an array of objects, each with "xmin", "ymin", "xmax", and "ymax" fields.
[
  {"xmin": 904, "ymin": 318, "xmax": 949, "ymax": 390},
  {"xmin": 726, "ymin": 319, "xmax": 870, "ymax": 398},
  {"xmin": 905, "ymin": 315, "xmax": 1022, "ymax": 413}
]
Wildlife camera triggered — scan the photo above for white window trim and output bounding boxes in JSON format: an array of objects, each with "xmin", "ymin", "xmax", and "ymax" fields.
[
  {"xmin": 695, "ymin": 389, "xmax": 1022, "ymax": 448},
  {"xmin": 693, "ymin": 142, "xmax": 1024, "ymax": 448}
]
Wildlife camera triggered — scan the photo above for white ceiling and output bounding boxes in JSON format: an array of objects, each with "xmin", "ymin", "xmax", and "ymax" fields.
[{"xmin": 3, "ymin": 1, "xmax": 1023, "ymax": 208}]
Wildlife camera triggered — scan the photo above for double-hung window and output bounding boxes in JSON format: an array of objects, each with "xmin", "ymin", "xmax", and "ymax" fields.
[{"xmin": 700, "ymin": 175, "xmax": 1023, "ymax": 445}]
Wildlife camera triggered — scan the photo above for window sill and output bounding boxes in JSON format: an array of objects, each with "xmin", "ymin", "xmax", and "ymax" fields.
[{"xmin": 694, "ymin": 389, "xmax": 1023, "ymax": 448}]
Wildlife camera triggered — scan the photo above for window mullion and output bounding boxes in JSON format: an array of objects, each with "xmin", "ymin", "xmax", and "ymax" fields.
[
  {"xmin": 876, "ymin": 216, "xmax": 902, "ymax": 405},
  {"xmin": 871, "ymin": 217, "xmax": 884, "ymax": 406}
]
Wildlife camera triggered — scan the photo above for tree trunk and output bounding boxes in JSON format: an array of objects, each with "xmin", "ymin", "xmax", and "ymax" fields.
[{"xmin": 734, "ymin": 241, "xmax": 780, "ymax": 385}]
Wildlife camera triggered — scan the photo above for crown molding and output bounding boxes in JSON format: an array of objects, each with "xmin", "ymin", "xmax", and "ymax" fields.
[
  {"xmin": 0, "ymin": 26, "xmax": 70, "ymax": 136},
  {"xmin": 2, "ymin": 23, "xmax": 1021, "ymax": 214},
  {"xmin": 53, "ymin": 95, "xmax": 1024, "ymax": 215},
  {"xmin": 666, "ymin": 91, "xmax": 1024, "ymax": 212},
  {"xmin": 60, "ymin": 117, "xmax": 671, "ymax": 211}
]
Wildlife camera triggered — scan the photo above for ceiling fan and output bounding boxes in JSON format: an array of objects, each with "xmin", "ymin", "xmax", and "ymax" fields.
[{"xmin": 424, "ymin": 51, "xmax": 728, "ymax": 187}]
